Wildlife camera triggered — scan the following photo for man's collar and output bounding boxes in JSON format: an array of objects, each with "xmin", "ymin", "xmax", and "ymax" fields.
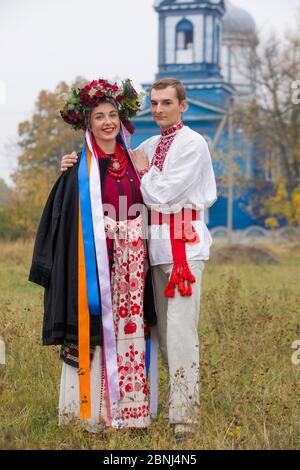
[{"xmin": 160, "ymin": 120, "xmax": 184, "ymax": 137}]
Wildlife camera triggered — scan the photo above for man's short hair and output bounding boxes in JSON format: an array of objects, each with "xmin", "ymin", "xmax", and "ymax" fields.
[{"xmin": 150, "ymin": 78, "xmax": 186, "ymax": 104}]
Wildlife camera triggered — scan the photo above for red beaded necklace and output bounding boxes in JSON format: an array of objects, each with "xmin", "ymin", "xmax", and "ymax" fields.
[
  {"xmin": 107, "ymin": 142, "xmax": 127, "ymax": 179},
  {"xmin": 91, "ymin": 134, "xmax": 127, "ymax": 179}
]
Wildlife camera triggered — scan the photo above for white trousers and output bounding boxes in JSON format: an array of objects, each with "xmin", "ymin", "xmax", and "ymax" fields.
[{"xmin": 152, "ymin": 260, "xmax": 205, "ymax": 425}]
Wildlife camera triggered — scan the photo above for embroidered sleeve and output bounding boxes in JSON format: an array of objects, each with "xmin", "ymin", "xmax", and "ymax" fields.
[{"xmin": 139, "ymin": 166, "xmax": 150, "ymax": 179}]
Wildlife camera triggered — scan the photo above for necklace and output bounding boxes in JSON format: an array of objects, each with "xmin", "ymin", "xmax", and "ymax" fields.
[
  {"xmin": 107, "ymin": 143, "xmax": 127, "ymax": 179},
  {"xmin": 91, "ymin": 134, "xmax": 127, "ymax": 179}
]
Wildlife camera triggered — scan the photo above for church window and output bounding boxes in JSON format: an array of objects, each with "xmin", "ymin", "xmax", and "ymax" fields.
[
  {"xmin": 176, "ymin": 19, "xmax": 194, "ymax": 50},
  {"xmin": 176, "ymin": 19, "xmax": 194, "ymax": 64}
]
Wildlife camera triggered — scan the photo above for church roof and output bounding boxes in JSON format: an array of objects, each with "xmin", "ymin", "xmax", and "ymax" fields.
[
  {"xmin": 154, "ymin": 0, "xmax": 224, "ymax": 6},
  {"xmin": 223, "ymin": 1, "xmax": 256, "ymax": 37},
  {"xmin": 154, "ymin": 1, "xmax": 256, "ymax": 37},
  {"xmin": 154, "ymin": 0, "xmax": 224, "ymax": 7}
]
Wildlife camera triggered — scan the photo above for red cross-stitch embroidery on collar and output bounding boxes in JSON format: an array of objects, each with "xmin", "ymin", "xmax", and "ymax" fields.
[
  {"xmin": 151, "ymin": 121, "xmax": 184, "ymax": 171},
  {"xmin": 160, "ymin": 120, "xmax": 184, "ymax": 137}
]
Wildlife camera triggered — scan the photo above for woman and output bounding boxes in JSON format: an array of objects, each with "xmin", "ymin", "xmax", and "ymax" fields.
[{"xmin": 29, "ymin": 78, "xmax": 156, "ymax": 431}]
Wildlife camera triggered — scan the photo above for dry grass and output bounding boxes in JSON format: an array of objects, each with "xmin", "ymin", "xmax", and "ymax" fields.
[{"xmin": 0, "ymin": 239, "xmax": 300, "ymax": 450}]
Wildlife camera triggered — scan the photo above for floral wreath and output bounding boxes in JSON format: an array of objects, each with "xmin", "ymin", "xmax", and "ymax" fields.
[{"xmin": 60, "ymin": 78, "xmax": 142, "ymax": 133}]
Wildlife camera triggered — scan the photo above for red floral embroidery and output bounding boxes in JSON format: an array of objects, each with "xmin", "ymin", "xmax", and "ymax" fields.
[
  {"xmin": 129, "ymin": 278, "xmax": 139, "ymax": 292},
  {"xmin": 151, "ymin": 120, "xmax": 184, "ymax": 172},
  {"xmin": 119, "ymin": 306, "xmax": 127, "ymax": 318},
  {"xmin": 119, "ymin": 281, "xmax": 129, "ymax": 294},
  {"xmin": 109, "ymin": 215, "xmax": 150, "ymax": 427},
  {"xmin": 121, "ymin": 405, "xmax": 150, "ymax": 421},
  {"xmin": 129, "ymin": 238, "xmax": 143, "ymax": 252},
  {"xmin": 129, "ymin": 262, "xmax": 138, "ymax": 273},
  {"xmin": 139, "ymin": 166, "xmax": 150, "ymax": 179},
  {"xmin": 124, "ymin": 320, "xmax": 137, "ymax": 335},
  {"xmin": 125, "ymin": 383, "xmax": 133, "ymax": 393},
  {"xmin": 131, "ymin": 303, "xmax": 141, "ymax": 316},
  {"xmin": 161, "ymin": 120, "xmax": 184, "ymax": 137}
]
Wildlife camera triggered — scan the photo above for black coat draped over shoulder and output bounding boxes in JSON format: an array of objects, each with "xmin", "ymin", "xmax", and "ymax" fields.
[{"xmin": 29, "ymin": 153, "xmax": 156, "ymax": 347}]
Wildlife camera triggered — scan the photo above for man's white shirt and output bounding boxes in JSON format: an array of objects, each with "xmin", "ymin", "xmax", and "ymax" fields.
[{"xmin": 136, "ymin": 125, "xmax": 217, "ymax": 266}]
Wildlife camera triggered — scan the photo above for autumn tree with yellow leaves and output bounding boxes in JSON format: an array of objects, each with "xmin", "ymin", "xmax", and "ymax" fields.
[
  {"xmin": 237, "ymin": 24, "xmax": 300, "ymax": 227},
  {"xmin": 8, "ymin": 78, "xmax": 86, "ymax": 237}
]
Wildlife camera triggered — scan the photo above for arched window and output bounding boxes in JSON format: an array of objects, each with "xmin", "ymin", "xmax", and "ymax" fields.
[
  {"xmin": 176, "ymin": 19, "xmax": 194, "ymax": 50},
  {"xmin": 176, "ymin": 19, "xmax": 194, "ymax": 64}
]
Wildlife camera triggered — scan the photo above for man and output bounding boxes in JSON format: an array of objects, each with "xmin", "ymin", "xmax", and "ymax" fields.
[{"xmin": 60, "ymin": 78, "xmax": 217, "ymax": 441}]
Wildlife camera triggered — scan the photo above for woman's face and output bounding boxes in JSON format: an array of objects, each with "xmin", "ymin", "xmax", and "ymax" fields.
[{"xmin": 90, "ymin": 102, "xmax": 120, "ymax": 144}]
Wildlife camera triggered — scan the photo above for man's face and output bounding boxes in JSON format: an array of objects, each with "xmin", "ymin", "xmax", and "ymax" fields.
[{"xmin": 150, "ymin": 86, "xmax": 187, "ymax": 130}]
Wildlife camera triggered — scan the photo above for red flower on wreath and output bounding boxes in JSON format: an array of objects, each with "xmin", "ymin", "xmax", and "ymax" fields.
[{"xmin": 60, "ymin": 78, "xmax": 141, "ymax": 132}]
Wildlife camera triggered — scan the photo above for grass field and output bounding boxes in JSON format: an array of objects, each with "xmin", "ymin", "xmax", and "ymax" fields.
[{"xmin": 0, "ymin": 239, "xmax": 299, "ymax": 450}]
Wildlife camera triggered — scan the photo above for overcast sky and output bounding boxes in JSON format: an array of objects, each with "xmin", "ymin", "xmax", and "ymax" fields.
[{"xmin": 1, "ymin": 0, "xmax": 300, "ymax": 186}]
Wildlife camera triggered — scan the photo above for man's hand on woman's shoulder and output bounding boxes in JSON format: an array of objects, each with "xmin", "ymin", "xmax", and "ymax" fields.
[{"xmin": 61, "ymin": 151, "xmax": 78, "ymax": 172}]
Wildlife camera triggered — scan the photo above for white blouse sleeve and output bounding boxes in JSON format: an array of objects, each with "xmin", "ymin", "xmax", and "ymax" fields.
[{"xmin": 201, "ymin": 143, "xmax": 218, "ymax": 209}]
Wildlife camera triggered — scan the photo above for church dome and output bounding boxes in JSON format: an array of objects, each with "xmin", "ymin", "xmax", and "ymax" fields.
[{"xmin": 223, "ymin": 1, "xmax": 256, "ymax": 37}]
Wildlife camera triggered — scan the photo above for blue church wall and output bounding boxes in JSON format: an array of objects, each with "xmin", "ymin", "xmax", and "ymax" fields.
[
  {"xmin": 158, "ymin": 64, "xmax": 222, "ymax": 80},
  {"xmin": 209, "ymin": 189, "xmax": 258, "ymax": 230},
  {"xmin": 185, "ymin": 87, "xmax": 233, "ymax": 109}
]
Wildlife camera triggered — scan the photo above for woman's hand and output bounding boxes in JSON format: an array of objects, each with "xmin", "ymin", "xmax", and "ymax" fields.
[
  {"xmin": 129, "ymin": 149, "xmax": 149, "ymax": 173},
  {"xmin": 60, "ymin": 152, "xmax": 78, "ymax": 172}
]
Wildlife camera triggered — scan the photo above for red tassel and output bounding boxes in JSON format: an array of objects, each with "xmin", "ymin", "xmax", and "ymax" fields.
[
  {"xmin": 182, "ymin": 265, "xmax": 189, "ymax": 280},
  {"xmin": 172, "ymin": 272, "xmax": 179, "ymax": 285},
  {"xmin": 178, "ymin": 281, "xmax": 186, "ymax": 295},
  {"xmin": 169, "ymin": 266, "xmax": 179, "ymax": 284},
  {"xmin": 186, "ymin": 283, "xmax": 192, "ymax": 296},
  {"xmin": 164, "ymin": 284, "xmax": 175, "ymax": 298}
]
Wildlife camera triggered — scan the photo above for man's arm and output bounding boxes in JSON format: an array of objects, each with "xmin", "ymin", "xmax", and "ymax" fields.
[{"xmin": 140, "ymin": 138, "xmax": 216, "ymax": 208}]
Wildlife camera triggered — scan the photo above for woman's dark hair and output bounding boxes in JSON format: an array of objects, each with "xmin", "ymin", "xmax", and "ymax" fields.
[{"xmin": 84, "ymin": 96, "xmax": 120, "ymax": 129}]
